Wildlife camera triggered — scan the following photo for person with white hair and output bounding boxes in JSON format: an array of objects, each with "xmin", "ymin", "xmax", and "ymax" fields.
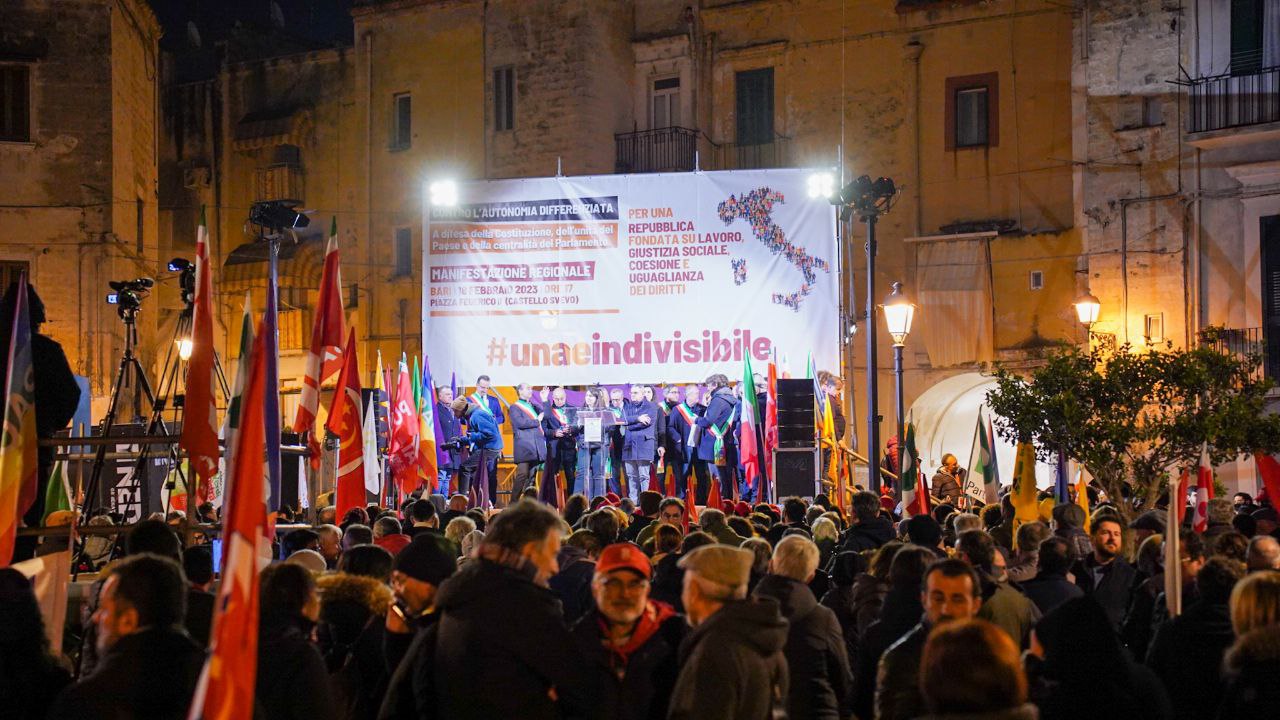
[
  {"xmin": 668, "ymin": 545, "xmax": 788, "ymax": 720},
  {"xmin": 1246, "ymin": 535, "xmax": 1280, "ymax": 572},
  {"xmin": 752, "ymin": 535, "xmax": 853, "ymax": 720}
]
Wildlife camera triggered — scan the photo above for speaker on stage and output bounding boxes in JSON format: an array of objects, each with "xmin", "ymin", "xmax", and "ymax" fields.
[
  {"xmin": 776, "ymin": 378, "xmax": 815, "ymax": 448},
  {"xmin": 775, "ymin": 448, "xmax": 819, "ymax": 498}
]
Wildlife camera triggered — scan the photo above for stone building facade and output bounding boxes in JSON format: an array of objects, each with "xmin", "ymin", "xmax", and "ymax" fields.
[{"xmin": 0, "ymin": 0, "xmax": 162, "ymax": 417}]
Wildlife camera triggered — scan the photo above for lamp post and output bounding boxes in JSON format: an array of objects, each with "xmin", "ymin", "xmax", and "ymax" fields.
[
  {"xmin": 881, "ymin": 282, "xmax": 915, "ymax": 500},
  {"xmin": 832, "ymin": 175, "xmax": 897, "ymax": 492}
]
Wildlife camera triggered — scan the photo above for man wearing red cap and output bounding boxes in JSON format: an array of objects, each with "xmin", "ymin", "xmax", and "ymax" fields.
[{"xmin": 570, "ymin": 543, "xmax": 685, "ymax": 720}]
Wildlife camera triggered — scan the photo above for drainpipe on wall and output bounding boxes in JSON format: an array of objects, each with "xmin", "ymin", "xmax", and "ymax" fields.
[
  {"xmin": 903, "ymin": 40, "xmax": 924, "ymax": 239},
  {"xmin": 365, "ymin": 30, "xmax": 375, "ymax": 375}
]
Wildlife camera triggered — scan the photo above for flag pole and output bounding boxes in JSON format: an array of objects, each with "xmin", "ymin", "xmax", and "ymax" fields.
[{"xmin": 962, "ymin": 409, "xmax": 982, "ymax": 509}]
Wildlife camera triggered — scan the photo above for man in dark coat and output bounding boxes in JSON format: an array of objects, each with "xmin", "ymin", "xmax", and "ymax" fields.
[
  {"xmin": 842, "ymin": 490, "xmax": 896, "ymax": 552},
  {"xmin": 1071, "ymin": 516, "xmax": 1137, "ymax": 630},
  {"xmin": 1145, "ymin": 556, "xmax": 1243, "ymax": 720},
  {"xmin": 509, "ymin": 382, "xmax": 546, "ymax": 503},
  {"xmin": 852, "ymin": 546, "xmax": 933, "ymax": 720},
  {"xmin": 751, "ymin": 535, "xmax": 852, "ymax": 719},
  {"xmin": 659, "ymin": 386, "xmax": 686, "ymax": 495},
  {"xmin": 875, "ymin": 559, "xmax": 983, "ymax": 720},
  {"xmin": 49, "ymin": 554, "xmax": 205, "ymax": 720},
  {"xmin": 666, "ymin": 386, "xmax": 705, "ymax": 500},
  {"xmin": 432, "ymin": 500, "xmax": 587, "ymax": 719},
  {"xmin": 695, "ymin": 375, "xmax": 739, "ymax": 503},
  {"xmin": 541, "ymin": 388, "xmax": 577, "ymax": 503},
  {"xmin": 570, "ymin": 543, "xmax": 685, "ymax": 720},
  {"xmin": 3, "ymin": 282, "xmax": 79, "ymax": 561},
  {"xmin": 668, "ymin": 545, "xmax": 788, "ymax": 720},
  {"xmin": 1020, "ymin": 536, "xmax": 1084, "ymax": 615},
  {"xmin": 378, "ymin": 533, "xmax": 459, "ymax": 720},
  {"xmin": 622, "ymin": 384, "xmax": 659, "ymax": 504},
  {"xmin": 468, "ymin": 374, "xmax": 505, "ymax": 499},
  {"xmin": 435, "ymin": 387, "xmax": 462, "ymax": 492}
]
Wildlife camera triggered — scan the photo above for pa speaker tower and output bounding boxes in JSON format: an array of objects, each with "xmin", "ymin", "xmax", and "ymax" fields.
[{"xmin": 776, "ymin": 378, "xmax": 815, "ymax": 449}]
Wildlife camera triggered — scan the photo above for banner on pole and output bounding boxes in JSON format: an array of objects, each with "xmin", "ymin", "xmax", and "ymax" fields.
[{"xmin": 423, "ymin": 169, "xmax": 839, "ymax": 384}]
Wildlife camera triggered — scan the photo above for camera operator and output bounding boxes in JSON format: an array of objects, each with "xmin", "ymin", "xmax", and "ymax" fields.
[
  {"xmin": 540, "ymin": 387, "xmax": 576, "ymax": 505},
  {"xmin": 2, "ymin": 282, "xmax": 79, "ymax": 561},
  {"xmin": 449, "ymin": 397, "xmax": 503, "ymax": 496}
]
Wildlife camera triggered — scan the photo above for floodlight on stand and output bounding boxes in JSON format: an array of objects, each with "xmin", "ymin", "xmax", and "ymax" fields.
[
  {"xmin": 429, "ymin": 179, "xmax": 459, "ymax": 207},
  {"xmin": 177, "ymin": 337, "xmax": 193, "ymax": 361},
  {"xmin": 1074, "ymin": 290, "xmax": 1101, "ymax": 327},
  {"xmin": 881, "ymin": 281, "xmax": 915, "ymax": 347},
  {"xmin": 807, "ymin": 171, "xmax": 835, "ymax": 199}
]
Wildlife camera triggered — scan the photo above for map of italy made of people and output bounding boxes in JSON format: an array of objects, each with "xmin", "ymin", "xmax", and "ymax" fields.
[{"xmin": 717, "ymin": 187, "xmax": 830, "ymax": 311}]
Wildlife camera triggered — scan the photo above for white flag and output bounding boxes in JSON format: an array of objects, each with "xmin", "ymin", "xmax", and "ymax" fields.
[{"xmin": 363, "ymin": 396, "xmax": 381, "ymax": 496}]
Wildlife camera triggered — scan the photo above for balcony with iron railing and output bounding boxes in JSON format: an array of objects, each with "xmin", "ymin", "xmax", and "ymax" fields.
[
  {"xmin": 1186, "ymin": 65, "xmax": 1280, "ymax": 135},
  {"xmin": 614, "ymin": 126, "xmax": 698, "ymax": 174},
  {"xmin": 1200, "ymin": 326, "xmax": 1278, "ymax": 385}
]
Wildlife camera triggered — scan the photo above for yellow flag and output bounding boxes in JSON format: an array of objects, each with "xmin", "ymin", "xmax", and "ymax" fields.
[{"xmin": 1011, "ymin": 442, "xmax": 1040, "ymax": 549}]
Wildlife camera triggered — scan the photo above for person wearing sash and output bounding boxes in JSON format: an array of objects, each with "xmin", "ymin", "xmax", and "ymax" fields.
[
  {"xmin": 510, "ymin": 383, "xmax": 545, "ymax": 504},
  {"xmin": 540, "ymin": 387, "xmax": 577, "ymax": 505},
  {"xmin": 576, "ymin": 387, "xmax": 607, "ymax": 498},
  {"xmin": 437, "ymin": 386, "xmax": 462, "ymax": 493},
  {"xmin": 470, "ymin": 374, "xmax": 505, "ymax": 502},
  {"xmin": 621, "ymin": 384, "xmax": 659, "ymax": 504},
  {"xmin": 606, "ymin": 388, "xmax": 627, "ymax": 497},
  {"xmin": 678, "ymin": 385, "xmax": 711, "ymax": 503},
  {"xmin": 659, "ymin": 385, "xmax": 684, "ymax": 495},
  {"xmin": 696, "ymin": 374, "xmax": 739, "ymax": 504},
  {"xmin": 451, "ymin": 396, "xmax": 503, "ymax": 498}
]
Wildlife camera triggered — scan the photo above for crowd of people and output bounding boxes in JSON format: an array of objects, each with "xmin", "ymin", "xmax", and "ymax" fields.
[{"xmin": 5, "ymin": 479, "xmax": 1280, "ymax": 720}]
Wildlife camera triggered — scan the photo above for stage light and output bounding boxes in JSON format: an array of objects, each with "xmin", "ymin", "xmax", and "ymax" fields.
[
  {"xmin": 177, "ymin": 337, "xmax": 193, "ymax": 361},
  {"xmin": 429, "ymin": 179, "xmax": 459, "ymax": 207},
  {"xmin": 807, "ymin": 172, "xmax": 835, "ymax": 199}
]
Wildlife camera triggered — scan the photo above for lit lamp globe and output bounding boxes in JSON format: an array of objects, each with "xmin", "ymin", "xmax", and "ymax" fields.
[
  {"xmin": 881, "ymin": 282, "xmax": 915, "ymax": 347},
  {"xmin": 1074, "ymin": 291, "xmax": 1101, "ymax": 327}
]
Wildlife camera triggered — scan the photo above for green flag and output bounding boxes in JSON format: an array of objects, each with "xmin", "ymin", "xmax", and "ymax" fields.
[{"xmin": 42, "ymin": 460, "xmax": 71, "ymax": 522}]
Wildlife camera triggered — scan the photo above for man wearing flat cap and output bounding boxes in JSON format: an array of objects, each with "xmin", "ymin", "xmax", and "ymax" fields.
[
  {"xmin": 570, "ymin": 543, "xmax": 686, "ymax": 720},
  {"xmin": 378, "ymin": 533, "xmax": 459, "ymax": 720},
  {"xmin": 667, "ymin": 545, "xmax": 788, "ymax": 720}
]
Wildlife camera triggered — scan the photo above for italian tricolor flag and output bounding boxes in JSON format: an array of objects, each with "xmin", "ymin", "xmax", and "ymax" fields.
[{"xmin": 900, "ymin": 419, "xmax": 928, "ymax": 517}]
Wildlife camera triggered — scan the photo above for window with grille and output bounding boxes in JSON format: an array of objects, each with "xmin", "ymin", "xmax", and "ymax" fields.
[{"xmin": 735, "ymin": 68, "xmax": 774, "ymax": 146}]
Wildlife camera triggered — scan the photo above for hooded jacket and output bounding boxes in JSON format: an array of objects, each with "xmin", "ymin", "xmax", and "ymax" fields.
[
  {"xmin": 1216, "ymin": 623, "xmax": 1280, "ymax": 720},
  {"xmin": 431, "ymin": 552, "xmax": 586, "ymax": 720},
  {"xmin": 752, "ymin": 574, "xmax": 852, "ymax": 720},
  {"xmin": 317, "ymin": 573, "xmax": 395, "ymax": 720},
  {"xmin": 667, "ymin": 597, "xmax": 788, "ymax": 720}
]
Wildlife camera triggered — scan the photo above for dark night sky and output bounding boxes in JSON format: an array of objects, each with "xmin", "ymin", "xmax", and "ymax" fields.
[{"xmin": 149, "ymin": 0, "xmax": 355, "ymax": 52}]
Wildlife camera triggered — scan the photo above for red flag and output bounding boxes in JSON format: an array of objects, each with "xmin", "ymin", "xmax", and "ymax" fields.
[
  {"xmin": 188, "ymin": 317, "xmax": 270, "ymax": 720},
  {"xmin": 292, "ymin": 222, "xmax": 346, "ymax": 466},
  {"xmin": 387, "ymin": 358, "xmax": 419, "ymax": 495},
  {"xmin": 765, "ymin": 356, "xmax": 778, "ymax": 496},
  {"xmin": 1256, "ymin": 452, "xmax": 1280, "ymax": 507},
  {"xmin": 0, "ymin": 274, "xmax": 37, "ymax": 567},
  {"xmin": 1173, "ymin": 469, "xmax": 1190, "ymax": 527},
  {"xmin": 180, "ymin": 209, "xmax": 219, "ymax": 506},
  {"xmin": 325, "ymin": 330, "xmax": 364, "ymax": 519},
  {"xmin": 1194, "ymin": 443, "xmax": 1214, "ymax": 533},
  {"xmin": 706, "ymin": 475, "xmax": 722, "ymax": 514}
]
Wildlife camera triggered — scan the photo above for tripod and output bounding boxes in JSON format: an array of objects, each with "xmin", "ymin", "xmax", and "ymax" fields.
[
  {"xmin": 152, "ymin": 302, "xmax": 230, "ymax": 516},
  {"xmin": 82, "ymin": 302, "xmax": 160, "ymax": 519}
]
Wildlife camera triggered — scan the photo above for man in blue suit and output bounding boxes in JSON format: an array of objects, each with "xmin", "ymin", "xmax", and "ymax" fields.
[
  {"xmin": 622, "ymin": 384, "xmax": 658, "ymax": 504},
  {"xmin": 469, "ymin": 375, "xmax": 505, "ymax": 501}
]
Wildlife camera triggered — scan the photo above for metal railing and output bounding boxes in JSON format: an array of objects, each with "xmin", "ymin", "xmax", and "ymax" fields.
[
  {"xmin": 614, "ymin": 126, "xmax": 698, "ymax": 173},
  {"xmin": 1187, "ymin": 65, "xmax": 1280, "ymax": 133},
  {"xmin": 713, "ymin": 137, "xmax": 790, "ymax": 170},
  {"xmin": 1201, "ymin": 326, "xmax": 1275, "ymax": 383}
]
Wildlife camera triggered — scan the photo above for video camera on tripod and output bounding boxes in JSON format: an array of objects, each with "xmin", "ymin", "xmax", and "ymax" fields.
[
  {"xmin": 167, "ymin": 258, "xmax": 196, "ymax": 306},
  {"xmin": 105, "ymin": 277, "xmax": 154, "ymax": 314}
]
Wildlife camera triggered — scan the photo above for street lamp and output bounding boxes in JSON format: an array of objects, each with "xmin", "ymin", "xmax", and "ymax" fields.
[
  {"xmin": 1074, "ymin": 290, "xmax": 1101, "ymax": 328},
  {"xmin": 881, "ymin": 282, "xmax": 914, "ymax": 501}
]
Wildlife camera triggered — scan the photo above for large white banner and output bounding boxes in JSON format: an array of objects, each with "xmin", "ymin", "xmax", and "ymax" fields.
[{"xmin": 423, "ymin": 169, "xmax": 838, "ymax": 385}]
